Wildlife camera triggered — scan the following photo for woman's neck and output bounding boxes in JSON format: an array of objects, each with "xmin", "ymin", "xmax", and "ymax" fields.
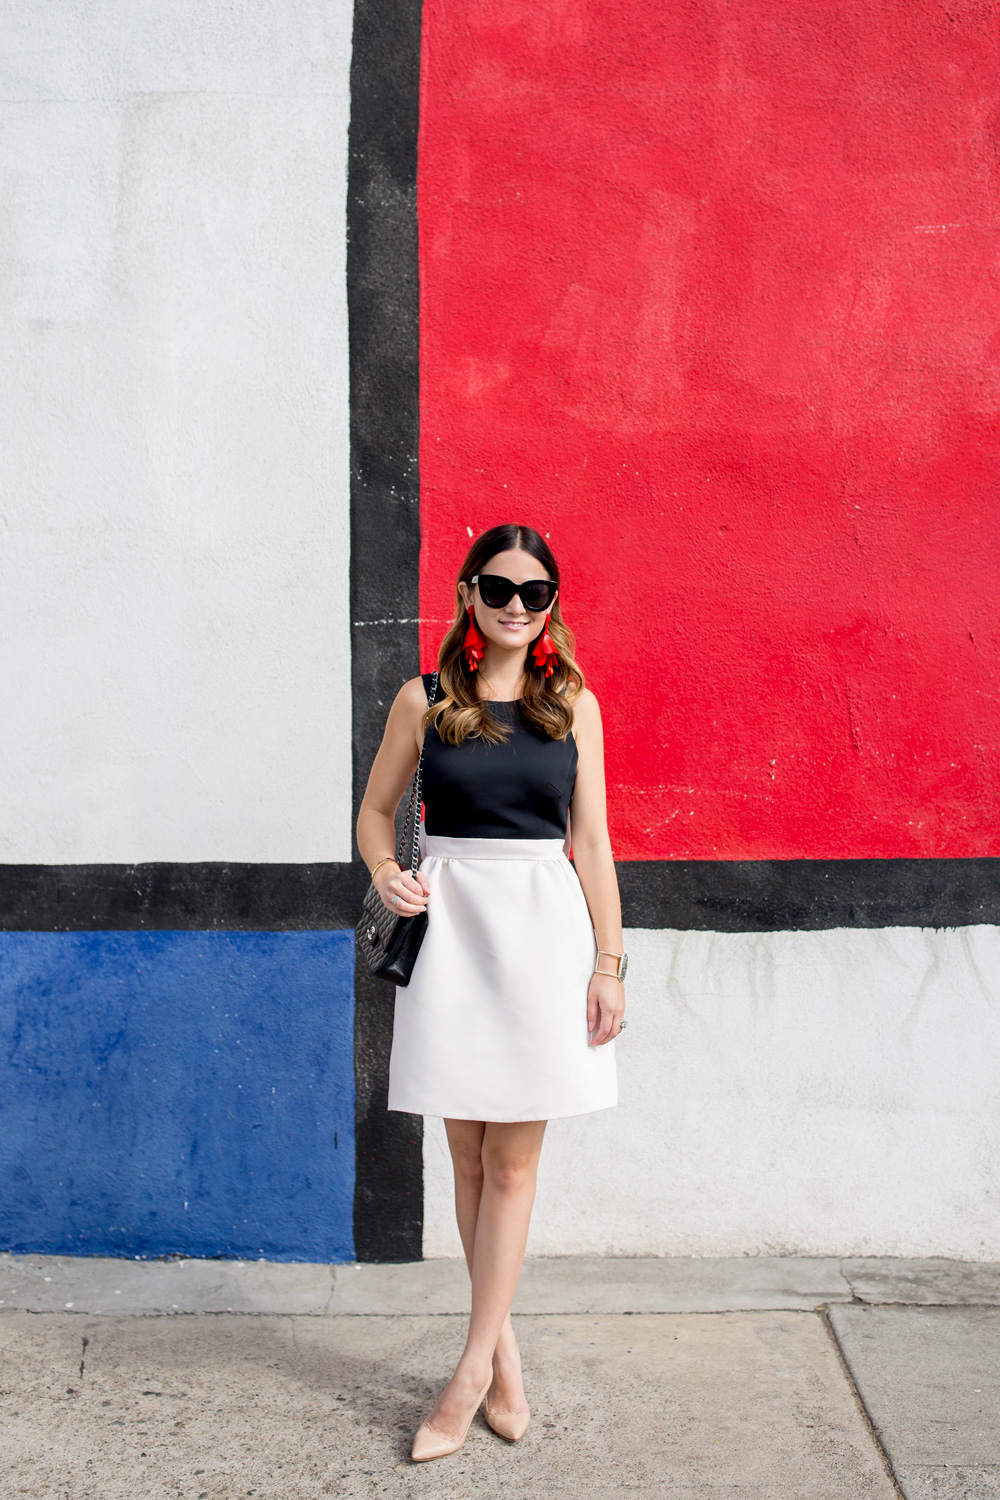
[{"xmin": 475, "ymin": 664, "xmax": 526, "ymax": 702}]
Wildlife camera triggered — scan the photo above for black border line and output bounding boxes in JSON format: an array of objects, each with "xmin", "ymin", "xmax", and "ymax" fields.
[
  {"xmin": 2, "ymin": 859, "xmax": 999, "ymax": 934},
  {"xmin": 0, "ymin": 864, "xmax": 365, "ymax": 931},
  {"xmin": 347, "ymin": 0, "xmax": 425, "ymax": 1262},
  {"xmin": 617, "ymin": 857, "xmax": 1000, "ymax": 932}
]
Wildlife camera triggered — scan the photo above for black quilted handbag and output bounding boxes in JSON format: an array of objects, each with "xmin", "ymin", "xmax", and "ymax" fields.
[{"xmin": 355, "ymin": 671, "xmax": 439, "ymax": 985}]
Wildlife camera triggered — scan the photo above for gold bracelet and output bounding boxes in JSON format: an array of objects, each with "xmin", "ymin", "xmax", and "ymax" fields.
[
  {"xmin": 595, "ymin": 948, "xmax": 628, "ymax": 981},
  {"xmin": 370, "ymin": 856, "xmax": 400, "ymax": 883}
]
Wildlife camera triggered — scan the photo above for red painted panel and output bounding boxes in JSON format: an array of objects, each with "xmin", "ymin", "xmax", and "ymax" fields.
[{"xmin": 418, "ymin": 1, "xmax": 1000, "ymax": 859}]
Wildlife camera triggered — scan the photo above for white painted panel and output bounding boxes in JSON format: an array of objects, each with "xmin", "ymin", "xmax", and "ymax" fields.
[
  {"xmin": 0, "ymin": 2, "xmax": 353, "ymax": 861},
  {"xmin": 424, "ymin": 924, "xmax": 1000, "ymax": 1258}
]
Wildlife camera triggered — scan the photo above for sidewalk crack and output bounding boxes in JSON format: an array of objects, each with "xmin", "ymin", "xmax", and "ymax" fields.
[
  {"xmin": 820, "ymin": 1306, "xmax": 905, "ymax": 1499},
  {"xmin": 839, "ymin": 1258, "xmax": 866, "ymax": 1305}
]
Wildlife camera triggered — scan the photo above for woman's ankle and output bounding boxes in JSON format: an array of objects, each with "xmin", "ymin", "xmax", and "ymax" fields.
[
  {"xmin": 453, "ymin": 1350, "xmax": 494, "ymax": 1390},
  {"xmin": 487, "ymin": 1348, "xmax": 528, "ymax": 1411},
  {"xmin": 492, "ymin": 1320, "xmax": 520, "ymax": 1359}
]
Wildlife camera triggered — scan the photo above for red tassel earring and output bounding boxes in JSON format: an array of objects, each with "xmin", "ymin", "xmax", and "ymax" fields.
[
  {"xmin": 463, "ymin": 604, "xmax": 486, "ymax": 672},
  {"xmin": 531, "ymin": 612, "xmax": 558, "ymax": 677}
]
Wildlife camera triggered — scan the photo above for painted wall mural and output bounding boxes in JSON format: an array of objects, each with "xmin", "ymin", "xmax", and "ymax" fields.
[
  {"xmin": 0, "ymin": 932, "xmax": 355, "ymax": 1260},
  {"xmin": 418, "ymin": 0, "xmax": 1000, "ymax": 862},
  {"xmin": 414, "ymin": 0, "xmax": 1000, "ymax": 1260},
  {"xmin": 0, "ymin": 0, "xmax": 360, "ymax": 1263},
  {"xmin": 0, "ymin": 0, "xmax": 998, "ymax": 1264}
]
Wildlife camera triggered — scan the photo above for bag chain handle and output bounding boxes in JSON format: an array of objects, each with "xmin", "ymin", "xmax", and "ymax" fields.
[{"xmin": 394, "ymin": 670, "xmax": 439, "ymax": 880}]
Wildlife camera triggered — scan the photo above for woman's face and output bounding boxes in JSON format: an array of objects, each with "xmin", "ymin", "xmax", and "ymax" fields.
[{"xmin": 457, "ymin": 548, "xmax": 558, "ymax": 655}]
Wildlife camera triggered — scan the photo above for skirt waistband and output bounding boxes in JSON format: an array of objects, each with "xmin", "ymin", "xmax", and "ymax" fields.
[{"xmin": 421, "ymin": 831, "xmax": 569, "ymax": 861}]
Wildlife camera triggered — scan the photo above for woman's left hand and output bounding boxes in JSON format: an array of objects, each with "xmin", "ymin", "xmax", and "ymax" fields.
[{"xmin": 587, "ymin": 972, "xmax": 625, "ymax": 1045}]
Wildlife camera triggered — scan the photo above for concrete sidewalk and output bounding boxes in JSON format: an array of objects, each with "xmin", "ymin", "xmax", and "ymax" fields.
[{"xmin": 2, "ymin": 1255, "xmax": 998, "ymax": 1499}]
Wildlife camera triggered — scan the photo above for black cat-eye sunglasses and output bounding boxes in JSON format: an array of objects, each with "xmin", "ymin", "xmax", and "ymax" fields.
[{"xmin": 470, "ymin": 573, "xmax": 558, "ymax": 613}]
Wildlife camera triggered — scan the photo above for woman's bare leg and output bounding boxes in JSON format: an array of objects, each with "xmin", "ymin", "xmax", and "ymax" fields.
[
  {"xmin": 422, "ymin": 1118, "xmax": 546, "ymax": 1439},
  {"xmin": 444, "ymin": 1118, "xmax": 486, "ymax": 1264},
  {"xmin": 444, "ymin": 1119, "xmax": 530, "ymax": 1416}
]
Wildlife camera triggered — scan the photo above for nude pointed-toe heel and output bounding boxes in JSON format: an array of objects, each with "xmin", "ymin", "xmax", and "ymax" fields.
[
  {"xmin": 410, "ymin": 1381, "xmax": 491, "ymax": 1463},
  {"xmin": 485, "ymin": 1406, "xmax": 531, "ymax": 1442}
]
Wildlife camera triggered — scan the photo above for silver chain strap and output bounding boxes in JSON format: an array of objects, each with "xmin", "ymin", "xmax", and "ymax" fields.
[{"xmin": 394, "ymin": 670, "xmax": 439, "ymax": 879}]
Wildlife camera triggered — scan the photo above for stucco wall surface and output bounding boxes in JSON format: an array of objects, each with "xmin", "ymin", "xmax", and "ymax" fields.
[
  {"xmin": 418, "ymin": 0, "xmax": 1000, "ymax": 860},
  {"xmin": 0, "ymin": 1, "xmax": 354, "ymax": 862},
  {"xmin": 424, "ymin": 923, "xmax": 1000, "ymax": 1259},
  {"xmin": 415, "ymin": 0, "xmax": 1000, "ymax": 1261},
  {"xmin": 0, "ymin": 930, "xmax": 356, "ymax": 1261}
]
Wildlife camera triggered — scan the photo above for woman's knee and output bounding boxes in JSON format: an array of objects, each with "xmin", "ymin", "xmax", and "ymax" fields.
[
  {"xmin": 448, "ymin": 1133, "xmax": 485, "ymax": 1187},
  {"xmin": 454, "ymin": 1152, "xmax": 484, "ymax": 1189},
  {"xmin": 482, "ymin": 1148, "xmax": 537, "ymax": 1196}
]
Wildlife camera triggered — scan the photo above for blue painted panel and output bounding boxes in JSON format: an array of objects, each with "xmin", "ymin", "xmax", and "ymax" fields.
[{"xmin": 0, "ymin": 931, "xmax": 355, "ymax": 1261}]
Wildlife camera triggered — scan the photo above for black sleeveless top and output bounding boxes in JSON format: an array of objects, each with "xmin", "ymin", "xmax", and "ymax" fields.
[{"xmin": 419, "ymin": 671, "xmax": 578, "ymax": 839}]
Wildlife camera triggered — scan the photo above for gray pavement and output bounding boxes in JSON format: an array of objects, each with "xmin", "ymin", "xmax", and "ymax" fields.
[
  {"xmin": 2, "ymin": 1254, "xmax": 998, "ymax": 1499},
  {"xmin": 829, "ymin": 1305, "xmax": 1000, "ymax": 1500},
  {"xmin": 6, "ymin": 1252, "xmax": 999, "ymax": 1318}
]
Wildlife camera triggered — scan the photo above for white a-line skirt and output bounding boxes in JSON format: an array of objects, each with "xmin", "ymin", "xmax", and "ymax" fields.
[{"xmin": 387, "ymin": 832, "xmax": 618, "ymax": 1123}]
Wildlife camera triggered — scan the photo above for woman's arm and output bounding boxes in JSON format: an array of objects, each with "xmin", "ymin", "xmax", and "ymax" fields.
[
  {"xmin": 567, "ymin": 688, "xmax": 626, "ymax": 1045},
  {"xmin": 356, "ymin": 676, "xmax": 432, "ymax": 915}
]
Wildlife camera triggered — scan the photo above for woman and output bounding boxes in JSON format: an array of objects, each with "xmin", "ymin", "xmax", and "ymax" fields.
[{"xmin": 356, "ymin": 522, "xmax": 627, "ymax": 1462}]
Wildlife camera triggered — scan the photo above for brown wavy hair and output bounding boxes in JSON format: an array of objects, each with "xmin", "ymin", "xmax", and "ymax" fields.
[{"xmin": 423, "ymin": 524, "xmax": 585, "ymax": 747}]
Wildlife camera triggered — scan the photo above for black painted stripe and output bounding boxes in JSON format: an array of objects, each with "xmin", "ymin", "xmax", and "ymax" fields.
[
  {"xmin": 617, "ymin": 857, "xmax": 1000, "ymax": 932},
  {"xmin": 347, "ymin": 0, "xmax": 425, "ymax": 1262},
  {"xmin": 2, "ymin": 857, "xmax": 997, "ymax": 933},
  {"xmin": 0, "ymin": 863, "xmax": 365, "ymax": 931}
]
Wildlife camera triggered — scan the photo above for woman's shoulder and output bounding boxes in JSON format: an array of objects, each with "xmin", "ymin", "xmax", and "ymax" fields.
[
  {"xmin": 567, "ymin": 684, "xmax": 600, "ymax": 718},
  {"xmin": 391, "ymin": 675, "xmax": 442, "ymax": 751},
  {"xmin": 564, "ymin": 685, "xmax": 601, "ymax": 747},
  {"xmin": 397, "ymin": 673, "xmax": 439, "ymax": 710}
]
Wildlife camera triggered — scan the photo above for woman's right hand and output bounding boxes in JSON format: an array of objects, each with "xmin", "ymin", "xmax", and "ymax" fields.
[{"xmin": 374, "ymin": 862, "xmax": 430, "ymax": 916}]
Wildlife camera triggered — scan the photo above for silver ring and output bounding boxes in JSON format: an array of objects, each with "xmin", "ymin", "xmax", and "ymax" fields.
[
  {"xmin": 618, "ymin": 1019, "xmax": 628, "ymax": 1031},
  {"xmin": 391, "ymin": 894, "xmax": 399, "ymax": 907}
]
